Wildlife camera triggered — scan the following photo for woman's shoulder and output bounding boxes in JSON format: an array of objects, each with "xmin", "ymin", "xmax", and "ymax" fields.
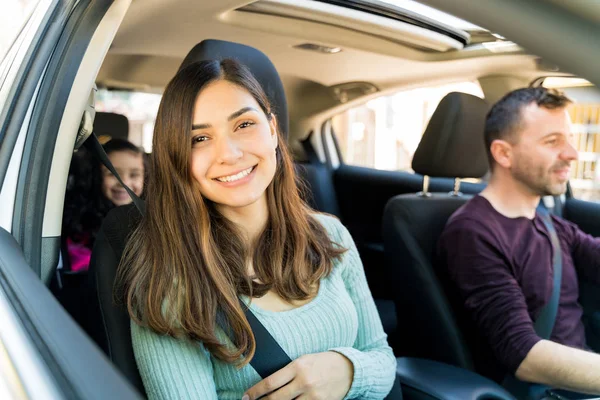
[
  {"xmin": 311, "ymin": 212, "xmax": 343, "ymax": 234},
  {"xmin": 310, "ymin": 213, "xmax": 351, "ymax": 246},
  {"xmin": 310, "ymin": 212, "xmax": 340, "ymax": 227}
]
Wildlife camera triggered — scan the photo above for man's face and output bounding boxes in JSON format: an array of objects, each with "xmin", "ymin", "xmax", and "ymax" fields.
[{"xmin": 508, "ymin": 103, "xmax": 578, "ymax": 196}]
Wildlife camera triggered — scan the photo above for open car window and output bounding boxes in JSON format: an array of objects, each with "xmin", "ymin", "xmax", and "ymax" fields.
[{"xmin": 96, "ymin": 89, "xmax": 161, "ymax": 152}]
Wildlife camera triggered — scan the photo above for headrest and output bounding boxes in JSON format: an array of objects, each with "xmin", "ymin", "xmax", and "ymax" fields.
[
  {"xmin": 411, "ymin": 92, "xmax": 489, "ymax": 178},
  {"xmin": 179, "ymin": 39, "xmax": 288, "ymax": 139},
  {"xmin": 93, "ymin": 112, "xmax": 129, "ymax": 143}
]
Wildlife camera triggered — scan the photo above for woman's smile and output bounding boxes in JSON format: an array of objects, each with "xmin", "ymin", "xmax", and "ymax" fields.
[{"xmin": 213, "ymin": 165, "xmax": 257, "ymax": 185}]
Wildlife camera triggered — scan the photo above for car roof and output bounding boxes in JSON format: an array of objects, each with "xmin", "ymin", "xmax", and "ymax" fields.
[{"xmin": 96, "ymin": 1, "xmax": 555, "ymax": 103}]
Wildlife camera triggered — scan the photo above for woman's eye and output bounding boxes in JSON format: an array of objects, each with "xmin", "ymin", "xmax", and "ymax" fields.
[
  {"xmin": 192, "ymin": 136, "xmax": 209, "ymax": 145},
  {"xmin": 236, "ymin": 121, "xmax": 255, "ymax": 130}
]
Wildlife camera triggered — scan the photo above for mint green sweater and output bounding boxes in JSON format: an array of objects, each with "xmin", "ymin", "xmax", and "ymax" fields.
[{"xmin": 131, "ymin": 214, "xmax": 396, "ymax": 399}]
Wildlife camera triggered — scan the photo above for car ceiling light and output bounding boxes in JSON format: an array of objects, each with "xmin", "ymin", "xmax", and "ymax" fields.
[
  {"xmin": 480, "ymin": 41, "xmax": 520, "ymax": 53},
  {"xmin": 293, "ymin": 43, "xmax": 342, "ymax": 54}
]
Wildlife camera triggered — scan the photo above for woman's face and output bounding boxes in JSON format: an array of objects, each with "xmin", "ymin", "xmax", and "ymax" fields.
[
  {"xmin": 101, "ymin": 150, "xmax": 145, "ymax": 206},
  {"xmin": 189, "ymin": 80, "xmax": 278, "ymax": 211}
]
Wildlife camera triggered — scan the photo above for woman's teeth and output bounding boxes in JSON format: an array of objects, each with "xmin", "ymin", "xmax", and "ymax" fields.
[{"xmin": 216, "ymin": 166, "xmax": 254, "ymax": 183}]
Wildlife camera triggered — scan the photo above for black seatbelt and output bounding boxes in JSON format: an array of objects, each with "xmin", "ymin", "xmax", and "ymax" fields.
[
  {"xmin": 84, "ymin": 134, "xmax": 146, "ymax": 215},
  {"xmin": 503, "ymin": 205, "xmax": 563, "ymax": 399},
  {"xmin": 243, "ymin": 306, "xmax": 292, "ymax": 377},
  {"xmin": 85, "ymin": 133, "xmax": 290, "ymax": 378},
  {"xmin": 535, "ymin": 206, "xmax": 562, "ymax": 340},
  {"xmin": 300, "ymin": 131, "xmax": 321, "ymax": 165}
]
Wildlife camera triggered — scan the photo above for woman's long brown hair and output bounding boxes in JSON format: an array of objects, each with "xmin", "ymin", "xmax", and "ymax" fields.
[{"xmin": 115, "ymin": 59, "xmax": 345, "ymax": 366}]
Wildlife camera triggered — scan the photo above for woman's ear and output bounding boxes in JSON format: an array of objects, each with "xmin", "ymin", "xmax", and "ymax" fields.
[{"xmin": 269, "ymin": 114, "xmax": 278, "ymax": 149}]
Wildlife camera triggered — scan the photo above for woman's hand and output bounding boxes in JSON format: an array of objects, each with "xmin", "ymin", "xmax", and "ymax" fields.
[{"xmin": 243, "ymin": 351, "xmax": 354, "ymax": 400}]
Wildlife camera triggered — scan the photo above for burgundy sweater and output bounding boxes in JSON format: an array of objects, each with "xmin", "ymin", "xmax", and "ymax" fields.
[{"xmin": 438, "ymin": 195, "xmax": 600, "ymax": 376}]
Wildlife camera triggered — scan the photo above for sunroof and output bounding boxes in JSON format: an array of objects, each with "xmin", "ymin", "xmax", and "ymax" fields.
[
  {"xmin": 314, "ymin": 0, "xmax": 511, "ymax": 48},
  {"xmin": 377, "ymin": 0, "xmax": 484, "ymax": 31},
  {"xmin": 312, "ymin": 0, "xmax": 478, "ymax": 46}
]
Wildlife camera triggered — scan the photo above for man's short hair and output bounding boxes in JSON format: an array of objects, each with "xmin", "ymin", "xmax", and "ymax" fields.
[{"xmin": 484, "ymin": 87, "xmax": 572, "ymax": 169}]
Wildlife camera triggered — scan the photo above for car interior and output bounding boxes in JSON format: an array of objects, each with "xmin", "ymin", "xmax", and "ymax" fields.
[{"xmin": 2, "ymin": 0, "xmax": 600, "ymax": 399}]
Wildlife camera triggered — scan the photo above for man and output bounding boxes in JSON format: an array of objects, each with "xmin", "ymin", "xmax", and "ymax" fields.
[{"xmin": 438, "ymin": 87, "xmax": 600, "ymax": 394}]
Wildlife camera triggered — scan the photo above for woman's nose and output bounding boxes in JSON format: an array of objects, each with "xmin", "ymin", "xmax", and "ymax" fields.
[{"xmin": 215, "ymin": 137, "xmax": 243, "ymax": 164}]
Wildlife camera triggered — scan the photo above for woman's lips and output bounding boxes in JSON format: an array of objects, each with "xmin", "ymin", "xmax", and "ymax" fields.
[{"xmin": 213, "ymin": 165, "xmax": 257, "ymax": 187}]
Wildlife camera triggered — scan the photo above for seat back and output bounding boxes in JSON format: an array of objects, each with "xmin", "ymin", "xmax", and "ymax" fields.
[
  {"xmin": 90, "ymin": 204, "xmax": 143, "ymax": 391},
  {"xmin": 383, "ymin": 92, "xmax": 489, "ymax": 369},
  {"xmin": 383, "ymin": 194, "xmax": 474, "ymax": 366},
  {"xmin": 94, "ymin": 111, "xmax": 129, "ymax": 141},
  {"xmin": 294, "ymin": 131, "xmax": 341, "ymax": 217}
]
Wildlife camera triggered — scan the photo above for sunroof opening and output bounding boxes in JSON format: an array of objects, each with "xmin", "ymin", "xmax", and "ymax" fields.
[
  {"xmin": 313, "ymin": 0, "xmax": 470, "ymax": 46},
  {"xmin": 377, "ymin": 0, "xmax": 483, "ymax": 31},
  {"xmin": 314, "ymin": 0, "xmax": 510, "ymax": 48}
]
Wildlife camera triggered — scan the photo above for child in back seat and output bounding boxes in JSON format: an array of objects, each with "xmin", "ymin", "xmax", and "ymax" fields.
[{"xmin": 62, "ymin": 138, "xmax": 145, "ymax": 272}]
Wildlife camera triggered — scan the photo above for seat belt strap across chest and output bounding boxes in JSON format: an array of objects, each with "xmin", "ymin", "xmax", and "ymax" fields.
[
  {"xmin": 503, "ymin": 206, "xmax": 564, "ymax": 399},
  {"xmin": 535, "ymin": 206, "xmax": 562, "ymax": 340}
]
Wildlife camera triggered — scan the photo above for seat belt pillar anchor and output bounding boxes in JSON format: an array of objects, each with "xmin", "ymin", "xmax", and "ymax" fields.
[
  {"xmin": 417, "ymin": 175, "xmax": 432, "ymax": 198},
  {"xmin": 449, "ymin": 177, "xmax": 463, "ymax": 197}
]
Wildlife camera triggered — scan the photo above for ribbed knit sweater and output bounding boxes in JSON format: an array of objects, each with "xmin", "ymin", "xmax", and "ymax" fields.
[{"xmin": 131, "ymin": 214, "xmax": 396, "ymax": 399}]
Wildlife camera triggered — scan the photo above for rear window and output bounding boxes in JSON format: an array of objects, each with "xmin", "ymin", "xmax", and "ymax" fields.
[
  {"xmin": 96, "ymin": 89, "xmax": 161, "ymax": 152},
  {"xmin": 331, "ymin": 81, "xmax": 484, "ymax": 172},
  {"xmin": 542, "ymin": 77, "xmax": 600, "ymax": 202}
]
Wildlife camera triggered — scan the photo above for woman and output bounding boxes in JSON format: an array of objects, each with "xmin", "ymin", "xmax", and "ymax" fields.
[
  {"xmin": 116, "ymin": 59, "xmax": 396, "ymax": 400},
  {"xmin": 63, "ymin": 138, "xmax": 145, "ymax": 272}
]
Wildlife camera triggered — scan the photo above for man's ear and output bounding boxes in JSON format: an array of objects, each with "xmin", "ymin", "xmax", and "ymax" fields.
[{"xmin": 490, "ymin": 139, "xmax": 513, "ymax": 169}]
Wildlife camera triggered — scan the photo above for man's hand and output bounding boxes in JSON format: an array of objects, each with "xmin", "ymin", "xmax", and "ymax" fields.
[{"xmin": 243, "ymin": 351, "xmax": 354, "ymax": 400}]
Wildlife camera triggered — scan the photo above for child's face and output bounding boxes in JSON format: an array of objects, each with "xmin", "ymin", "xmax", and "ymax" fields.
[{"xmin": 101, "ymin": 150, "xmax": 144, "ymax": 206}]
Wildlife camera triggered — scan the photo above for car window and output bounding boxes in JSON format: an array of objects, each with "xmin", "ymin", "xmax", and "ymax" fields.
[
  {"xmin": 543, "ymin": 77, "xmax": 600, "ymax": 202},
  {"xmin": 331, "ymin": 81, "xmax": 484, "ymax": 172},
  {"xmin": 0, "ymin": 0, "xmax": 39, "ymax": 63},
  {"xmin": 96, "ymin": 89, "xmax": 161, "ymax": 152}
]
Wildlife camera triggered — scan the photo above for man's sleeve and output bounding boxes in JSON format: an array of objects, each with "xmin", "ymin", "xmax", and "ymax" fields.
[
  {"xmin": 562, "ymin": 218, "xmax": 600, "ymax": 285},
  {"xmin": 439, "ymin": 219, "xmax": 541, "ymax": 373}
]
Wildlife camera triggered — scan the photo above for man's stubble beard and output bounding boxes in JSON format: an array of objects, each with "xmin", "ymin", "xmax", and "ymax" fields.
[{"xmin": 511, "ymin": 155, "xmax": 568, "ymax": 197}]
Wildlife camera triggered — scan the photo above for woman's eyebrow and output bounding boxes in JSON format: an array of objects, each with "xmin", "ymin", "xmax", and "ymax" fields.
[
  {"xmin": 191, "ymin": 107, "xmax": 258, "ymax": 130},
  {"xmin": 228, "ymin": 106, "xmax": 257, "ymax": 121}
]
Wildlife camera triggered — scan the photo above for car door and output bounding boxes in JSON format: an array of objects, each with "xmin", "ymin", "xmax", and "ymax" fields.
[{"xmin": 0, "ymin": 0, "xmax": 140, "ymax": 398}]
